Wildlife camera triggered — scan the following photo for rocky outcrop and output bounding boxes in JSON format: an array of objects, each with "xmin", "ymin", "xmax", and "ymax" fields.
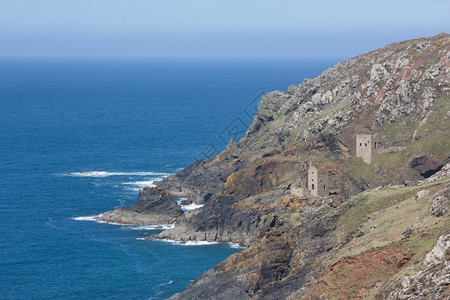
[
  {"xmin": 410, "ymin": 155, "xmax": 445, "ymax": 178},
  {"xmin": 170, "ymin": 206, "xmax": 340, "ymax": 300},
  {"xmin": 427, "ymin": 184, "xmax": 449, "ymax": 217},
  {"xmin": 96, "ymin": 187, "xmax": 183, "ymax": 225},
  {"xmin": 427, "ymin": 162, "xmax": 450, "ymax": 183},
  {"xmin": 153, "ymin": 194, "xmax": 263, "ymax": 246},
  {"xmin": 388, "ymin": 234, "xmax": 450, "ymax": 300}
]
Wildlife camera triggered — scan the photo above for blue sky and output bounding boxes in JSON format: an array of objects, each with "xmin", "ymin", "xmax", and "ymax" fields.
[{"xmin": 0, "ymin": 0, "xmax": 449, "ymax": 58}]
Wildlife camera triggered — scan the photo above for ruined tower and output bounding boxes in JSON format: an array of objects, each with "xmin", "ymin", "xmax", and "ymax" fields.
[
  {"xmin": 308, "ymin": 162, "xmax": 329, "ymax": 197},
  {"xmin": 356, "ymin": 134, "xmax": 373, "ymax": 164}
]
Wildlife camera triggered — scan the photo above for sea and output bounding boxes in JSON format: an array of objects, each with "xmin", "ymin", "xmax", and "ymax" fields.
[{"xmin": 0, "ymin": 57, "xmax": 339, "ymax": 299}]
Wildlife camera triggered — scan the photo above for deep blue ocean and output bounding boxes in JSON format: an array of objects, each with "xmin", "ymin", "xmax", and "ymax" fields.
[{"xmin": 0, "ymin": 57, "xmax": 338, "ymax": 299}]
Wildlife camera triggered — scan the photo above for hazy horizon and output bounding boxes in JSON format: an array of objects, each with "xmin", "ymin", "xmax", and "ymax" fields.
[{"xmin": 1, "ymin": 0, "xmax": 449, "ymax": 58}]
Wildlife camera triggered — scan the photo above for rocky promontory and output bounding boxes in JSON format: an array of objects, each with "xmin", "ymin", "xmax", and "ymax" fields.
[
  {"xmin": 96, "ymin": 187, "xmax": 183, "ymax": 225},
  {"xmin": 100, "ymin": 33, "xmax": 450, "ymax": 299}
]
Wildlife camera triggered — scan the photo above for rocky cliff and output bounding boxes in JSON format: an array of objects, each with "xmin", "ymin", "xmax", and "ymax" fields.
[{"xmin": 100, "ymin": 34, "xmax": 450, "ymax": 299}]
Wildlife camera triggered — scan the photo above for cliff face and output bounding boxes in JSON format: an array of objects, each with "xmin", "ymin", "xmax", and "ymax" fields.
[{"xmin": 100, "ymin": 34, "xmax": 450, "ymax": 299}]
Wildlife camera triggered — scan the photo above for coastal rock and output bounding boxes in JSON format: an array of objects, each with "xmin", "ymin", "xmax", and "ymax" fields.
[
  {"xmin": 154, "ymin": 194, "xmax": 263, "ymax": 246},
  {"xmin": 427, "ymin": 184, "xmax": 449, "ymax": 217},
  {"xmin": 410, "ymin": 155, "xmax": 444, "ymax": 178},
  {"xmin": 247, "ymin": 91, "xmax": 291, "ymax": 136},
  {"xmin": 96, "ymin": 187, "xmax": 183, "ymax": 225},
  {"xmin": 426, "ymin": 163, "xmax": 450, "ymax": 182},
  {"xmin": 415, "ymin": 189, "xmax": 429, "ymax": 200},
  {"xmin": 388, "ymin": 234, "xmax": 450, "ymax": 300}
]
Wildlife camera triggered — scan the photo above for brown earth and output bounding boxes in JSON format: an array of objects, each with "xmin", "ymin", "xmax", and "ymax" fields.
[{"xmin": 311, "ymin": 246, "xmax": 411, "ymax": 299}]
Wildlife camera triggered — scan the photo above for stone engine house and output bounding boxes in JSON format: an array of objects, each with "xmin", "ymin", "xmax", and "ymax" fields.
[
  {"xmin": 356, "ymin": 134, "xmax": 374, "ymax": 164},
  {"xmin": 308, "ymin": 162, "xmax": 329, "ymax": 197}
]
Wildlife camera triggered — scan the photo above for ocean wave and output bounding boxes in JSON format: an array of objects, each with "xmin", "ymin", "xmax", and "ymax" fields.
[
  {"xmin": 228, "ymin": 242, "xmax": 246, "ymax": 249},
  {"xmin": 176, "ymin": 198, "xmax": 204, "ymax": 211},
  {"xmin": 65, "ymin": 171, "xmax": 171, "ymax": 177},
  {"xmin": 180, "ymin": 204, "xmax": 204, "ymax": 211},
  {"xmin": 157, "ymin": 239, "xmax": 220, "ymax": 246},
  {"xmin": 72, "ymin": 216, "xmax": 175, "ymax": 231},
  {"xmin": 130, "ymin": 224, "xmax": 175, "ymax": 230},
  {"xmin": 123, "ymin": 180, "xmax": 157, "ymax": 188},
  {"xmin": 158, "ymin": 280, "xmax": 173, "ymax": 287},
  {"xmin": 72, "ymin": 215, "xmax": 103, "ymax": 221},
  {"xmin": 72, "ymin": 215, "xmax": 121, "ymax": 225},
  {"xmin": 156, "ymin": 238, "xmax": 245, "ymax": 248}
]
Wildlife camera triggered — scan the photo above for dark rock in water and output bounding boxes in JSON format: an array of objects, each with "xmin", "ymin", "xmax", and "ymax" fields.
[
  {"xmin": 156, "ymin": 194, "xmax": 262, "ymax": 246},
  {"xmin": 96, "ymin": 187, "xmax": 183, "ymax": 225}
]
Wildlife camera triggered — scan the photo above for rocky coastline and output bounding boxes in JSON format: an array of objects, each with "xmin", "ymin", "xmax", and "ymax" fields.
[
  {"xmin": 96, "ymin": 187, "xmax": 183, "ymax": 225},
  {"xmin": 99, "ymin": 34, "xmax": 450, "ymax": 299}
]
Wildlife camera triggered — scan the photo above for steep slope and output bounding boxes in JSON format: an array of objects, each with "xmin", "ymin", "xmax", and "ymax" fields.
[
  {"xmin": 156, "ymin": 33, "xmax": 449, "ymax": 245},
  {"xmin": 100, "ymin": 33, "xmax": 450, "ymax": 299}
]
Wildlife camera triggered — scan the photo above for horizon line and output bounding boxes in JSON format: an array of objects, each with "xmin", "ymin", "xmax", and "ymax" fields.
[{"xmin": 0, "ymin": 55, "xmax": 347, "ymax": 60}]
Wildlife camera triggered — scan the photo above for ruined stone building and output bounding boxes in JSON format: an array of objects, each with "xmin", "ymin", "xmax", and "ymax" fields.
[
  {"xmin": 356, "ymin": 134, "xmax": 374, "ymax": 164},
  {"xmin": 308, "ymin": 162, "xmax": 329, "ymax": 197}
]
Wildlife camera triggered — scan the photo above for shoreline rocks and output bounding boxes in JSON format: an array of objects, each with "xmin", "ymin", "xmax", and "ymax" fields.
[{"xmin": 96, "ymin": 187, "xmax": 183, "ymax": 225}]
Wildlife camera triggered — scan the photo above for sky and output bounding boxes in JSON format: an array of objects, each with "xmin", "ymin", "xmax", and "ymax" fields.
[{"xmin": 0, "ymin": 0, "xmax": 449, "ymax": 58}]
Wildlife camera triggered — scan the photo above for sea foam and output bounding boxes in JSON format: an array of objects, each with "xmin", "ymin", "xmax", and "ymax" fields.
[
  {"xmin": 72, "ymin": 216, "xmax": 174, "ymax": 230},
  {"xmin": 176, "ymin": 198, "xmax": 204, "ymax": 211},
  {"xmin": 157, "ymin": 239, "xmax": 220, "ymax": 246},
  {"xmin": 72, "ymin": 215, "xmax": 117, "ymax": 224},
  {"xmin": 228, "ymin": 242, "xmax": 246, "ymax": 249},
  {"xmin": 65, "ymin": 171, "xmax": 171, "ymax": 177},
  {"xmin": 72, "ymin": 215, "xmax": 103, "ymax": 221},
  {"xmin": 157, "ymin": 239, "xmax": 245, "ymax": 248},
  {"xmin": 130, "ymin": 224, "xmax": 175, "ymax": 230},
  {"xmin": 123, "ymin": 180, "xmax": 157, "ymax": 187},
  {"xmin": 180, "ymin": 203, "xmax": 204, "ymax": 211}
]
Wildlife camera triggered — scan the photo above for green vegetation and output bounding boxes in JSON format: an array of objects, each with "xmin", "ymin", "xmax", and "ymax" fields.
[
  {"xmin": 332, "ymin": 176, "xmax": 449, "ymax": 299},
  {"xmin": 341, "ymin": 93, "xmax": 450, "ymax": 188},
  {"xmin": 404, "ymin": 217, "xmax": 449, "ymax": 258},
  {"xmin": 376, "ymin": 113, "xmax": 418, "ymax": 140},
  {"xmin": 365, "ymin": 214, "xmax": 449, "ymax": 299},
  {"xmin": 422, "ymin": 55, "xmax": 440, "ymax": 71},
  {"xmin": 338, "ymin": 184, "xmax": 427, "ymax": 242}
]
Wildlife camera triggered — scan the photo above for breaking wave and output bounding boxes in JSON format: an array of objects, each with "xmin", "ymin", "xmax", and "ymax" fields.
[
  {"xmin": 176, "ymin": 198, "xmax": 204, "ymax": 211},
  {"xmin": 228, "ymin": 242, "xmax": 245, "ymax": 249},
  {"xmin": 65, "ymin": 171, "xmax": 171, "ymax": 177},
  {"xmin": 72, "ymin": 215, "xmax": 103, "ymax": 221},
  {"xmin": 180, "ymin": 203, "xmax": 204, "ymax": 211},
  {"xmin": 72, "ymin": 216, "xmax": 175, "ymax": 231},
  {"xmin": 130, "ymin": 224, "xmax": 175, "ymax": 230},
  {"xmin": 123, "ymin": 180, "xmax": 158, "ymax": 188},
  {"xmin": 157, "ymin": 239, "xmax": 220, "ymax": 246}
]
